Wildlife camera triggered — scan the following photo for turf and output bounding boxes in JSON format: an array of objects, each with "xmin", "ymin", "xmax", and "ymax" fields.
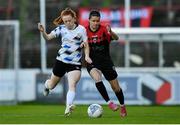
[{"xmin": 0, "ymin": 104, "xmax": 180, "ymax": 124}]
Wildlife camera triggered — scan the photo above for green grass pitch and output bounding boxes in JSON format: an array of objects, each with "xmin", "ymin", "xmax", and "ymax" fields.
[{"xmin": 0, "ymin": 104, "xmax": 180, "ymax": 124}]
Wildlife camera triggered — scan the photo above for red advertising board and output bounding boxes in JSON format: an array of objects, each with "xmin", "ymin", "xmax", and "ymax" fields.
[{"xmin": 79, "ymin": 7, "xmax": 153, "ymax": 27}]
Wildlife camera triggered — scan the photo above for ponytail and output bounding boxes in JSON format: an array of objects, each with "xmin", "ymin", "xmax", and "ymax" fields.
[{"xmin": 53, "ymin": 16, "xmax": 63, "ymax": 26}]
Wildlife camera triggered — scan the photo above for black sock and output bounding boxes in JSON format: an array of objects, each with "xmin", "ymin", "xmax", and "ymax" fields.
[
  {"xmin": 95, "ymin": 81, "xmax": 110, "ymax": 102},
  {"xmin": 115, "ymin": 89, "xmax": 124, "ymax": 105}
]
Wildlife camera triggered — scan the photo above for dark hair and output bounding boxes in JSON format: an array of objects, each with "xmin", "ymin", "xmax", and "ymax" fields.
[{"xmin": 89, "ymin": 10, "xmax": 100, "ymax": 19}]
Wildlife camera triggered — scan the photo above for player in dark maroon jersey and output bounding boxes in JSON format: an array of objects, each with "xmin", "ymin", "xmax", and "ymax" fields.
[{"xmin": 85, "ymin": 10, "xmax": 127, "ymax": 117}]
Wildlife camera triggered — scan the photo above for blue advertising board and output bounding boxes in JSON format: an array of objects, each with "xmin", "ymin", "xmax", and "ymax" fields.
[{"xmin": 75, "ymin": 71, "xmax": 180, "ymax": 105}]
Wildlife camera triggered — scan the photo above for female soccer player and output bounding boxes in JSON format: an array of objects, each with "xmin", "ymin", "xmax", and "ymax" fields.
[
  {"xmin": 85, "ymin": 10, "xmax": 127, "ymax": 117},
  {"xmin": 38, "ymin": 8, "xmax": 92, "ymax": 116}
]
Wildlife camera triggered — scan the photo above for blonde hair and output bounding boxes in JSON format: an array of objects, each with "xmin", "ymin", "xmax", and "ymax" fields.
[{"xmin": 53, "ymin": 8, "xmax": 77, "ymax": 26}]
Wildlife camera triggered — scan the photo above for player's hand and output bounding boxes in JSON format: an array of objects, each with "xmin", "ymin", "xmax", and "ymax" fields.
[
  {"xmin": 105, "ymin": 23, "xmax": 111, "ymax": 33},
  {"xmin": 38, "ymin": 23, "xmax": 44, "ymax": 32},
  {"xmin": 80, "ymin": 42, "xmax": 86, "ymax": 48},
  {"xmin": 85, "ymin": 56, "xmax": 92, "ymax": 64}
]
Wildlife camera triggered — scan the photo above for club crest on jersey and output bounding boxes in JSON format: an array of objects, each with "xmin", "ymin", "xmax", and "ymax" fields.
[{"xmin": 92, "ymin": 35, "xmax": 98, "ymax": 43}]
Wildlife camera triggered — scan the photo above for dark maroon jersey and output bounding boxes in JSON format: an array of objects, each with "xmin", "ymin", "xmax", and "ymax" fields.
[{"xmin": 86, "ymin": 25, "xmax": 112, "ymax": 61}]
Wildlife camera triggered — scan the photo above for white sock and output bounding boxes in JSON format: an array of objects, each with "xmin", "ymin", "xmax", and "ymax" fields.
[
  {"xmin": 66, "ymin": 90, "xmax": 75, "ymax": 106},
  {"xmin": 45, "ymin": 80, "xmax": 49, "ymax": 89}
]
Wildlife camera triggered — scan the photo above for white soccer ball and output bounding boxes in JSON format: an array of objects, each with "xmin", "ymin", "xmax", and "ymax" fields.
[{"xmin": 87, "ymin": 104, "xmax": 103, "ymax": 118}]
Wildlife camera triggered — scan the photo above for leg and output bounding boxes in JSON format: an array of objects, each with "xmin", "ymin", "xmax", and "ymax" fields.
[
  {"xmin": 109, "ymin": 79, "xmax": 127, "ymax": 117},
  {"xmin": 89, "ymin": 68, "xmax": 118, "ymax": 111},
  {"xmin": 65, "ymin": 70, "xmax": 81, "ymax": 116},
  {"xmin": 45, "ymin": 73, "xmax": 61, "ymax": 89},
  {"xmin": 89, "ymin": 68, "xmax": 102, "ymax": 83},
  {"xmin": 44, "ymin": 73, "xmax": 61, "ymax": 96},
  {"xmin": 44, "ymin": 60, "xmax": 66, "ymax": 96},
  {"xmin": 66, "ymin": 70, "xmax": 81, "ymax": 105},
  {"xmin": 90, "ymin": 68, "xmax": 110, "ymax": 102},
  {"xmin": 109, "ymin": 79, "xmax": 124, "ymax": 105},
  {"xmin": 101, "ymin": 66, "xmax": 124, "ymax": 104},
  {"xmin": 102, "ymin": 64, "xmax": 126, "ymax": 116}
]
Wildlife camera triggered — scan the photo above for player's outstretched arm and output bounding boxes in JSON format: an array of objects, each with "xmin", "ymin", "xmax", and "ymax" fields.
[{"xmin": 38, "ymin": 23, "xmax": 55, "ymax": 41}]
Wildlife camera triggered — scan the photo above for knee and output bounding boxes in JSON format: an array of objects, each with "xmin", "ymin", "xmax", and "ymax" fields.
[
  {"xmin": 91, "ymin": 74, "xmax": 102, "ymax": 83},
  {"xmin": 90, "ymin": 70, "xmax": 102, "ymax": 82}
]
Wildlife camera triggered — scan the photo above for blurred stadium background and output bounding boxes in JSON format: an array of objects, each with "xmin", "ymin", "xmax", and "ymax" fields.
[{"xmin": 0, "ymin": 0, "xmax": 180, "ymax": 107}]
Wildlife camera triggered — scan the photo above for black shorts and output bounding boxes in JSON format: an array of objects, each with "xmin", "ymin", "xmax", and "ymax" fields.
[
  {"xmin": 53, "ymin": 60, "xmax": 81, "ymax": 77},
  {"xmin": 86, "ymin": 59, "xmax": 118, "ymax": 81}
]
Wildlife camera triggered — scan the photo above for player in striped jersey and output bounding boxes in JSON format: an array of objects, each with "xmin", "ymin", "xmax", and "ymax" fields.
[{"xmin": 38, "ymin": 8, "xmax": 92, "ymax": 116}]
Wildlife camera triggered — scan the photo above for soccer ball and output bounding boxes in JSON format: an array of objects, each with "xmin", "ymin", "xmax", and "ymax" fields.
[{"xmin": 87, "ymin": 104, "xmax": 103, "ymax": 118}]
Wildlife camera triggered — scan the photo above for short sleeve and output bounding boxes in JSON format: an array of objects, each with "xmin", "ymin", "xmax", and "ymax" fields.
[
  {"xmin": 81, "ymin": 26, "xmax": 88, "ymax": 42},
  {"xmin": 50, "ymin": 26, "xmax": 61, "ymax": 38}
]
